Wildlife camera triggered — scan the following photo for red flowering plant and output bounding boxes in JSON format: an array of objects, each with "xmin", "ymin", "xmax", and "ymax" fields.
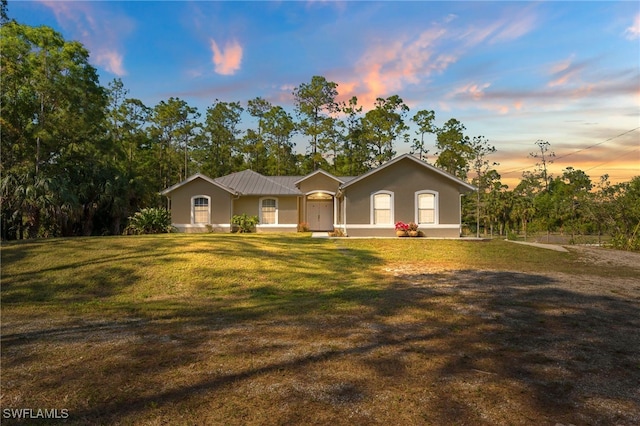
[
  {"xmin": 395, "ymin": 221, "xmax": 409, "ymax": 231},
  {"xmin": 395, "ymin": 221, "xmax": 409, "ymax": 236}
]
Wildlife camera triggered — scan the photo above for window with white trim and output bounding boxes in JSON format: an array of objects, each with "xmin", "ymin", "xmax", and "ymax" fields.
[
  {"xmin": 372, "ymin": 192, "xmax": 393, "ymax": 225},
  {"xmin": 416, "ymin": 192, "xmax": 437, "ymax": 224},
  {"xmin": 192, "ymin": 196, "xmax": 210, "ymax": 224},
  {"xmin": 260, "ymin": 198, "xmax": 277, "ymax": 224}
]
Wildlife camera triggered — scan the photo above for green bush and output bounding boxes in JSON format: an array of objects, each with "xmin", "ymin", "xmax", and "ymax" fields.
[
  {"xmin": 124, "ymin": 208, "xmax": 174, "ymax": 235},
  {"xmin": 231, "ymin": 214, "xmax": 259, "ymax": 233},
  {"xmin": 610, "ymin": 233, "xmax": 640, "ymax": 252}
]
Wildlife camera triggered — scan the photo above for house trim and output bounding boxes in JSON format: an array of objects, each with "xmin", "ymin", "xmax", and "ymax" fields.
[
  {"xmin": 174, "ymin": 223, "xmax": 231, "ymax": 233},
  {"xmin": 346, "ymin": 224, "xmax": 461, "ymax": 229}
]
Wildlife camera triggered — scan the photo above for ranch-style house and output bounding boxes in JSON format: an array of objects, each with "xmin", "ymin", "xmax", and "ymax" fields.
[{"xmin": 160, "ymin": 154, "xmax": 476, "ymax": 237}]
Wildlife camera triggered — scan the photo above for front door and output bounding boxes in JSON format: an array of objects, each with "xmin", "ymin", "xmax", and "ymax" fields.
[{"xmin": 307, "ymin": 199, "xmax": 333, "ymax": 231}]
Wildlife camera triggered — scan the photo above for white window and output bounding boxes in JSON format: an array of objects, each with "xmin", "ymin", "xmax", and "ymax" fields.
[
  {"xmin": 192, "ymin": 196, "xmax": 210, "ymax": 224},
  {"xmin": 260, "ymin": 198, "xmax": 277, "ymax": 224},
  {"xmin": 416, "ymin": 191, "xmax": 437, "ymax": 224},
  {"xmin": 372, "ymin": 191, "xmax": 393, "ymax": 225}
]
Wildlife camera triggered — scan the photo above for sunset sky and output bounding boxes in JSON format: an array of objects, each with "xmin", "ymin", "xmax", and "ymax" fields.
[{"xmin": 10, "ymin": 0, "xmax": 640, "ymax": 187}]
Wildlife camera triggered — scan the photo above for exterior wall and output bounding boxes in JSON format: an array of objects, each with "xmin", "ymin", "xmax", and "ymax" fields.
[
  {"xmin": 343, "ymin": 158, "xmax": 467, "ymax": 237},
  {"xmin": 233, "ymin": 197, "xmax": 260, "ymax": 217},
  {"xmin": 345, "ymin": 226, "xmax": 461, "ymax": 238},
  {"xmin": 297, "ymin": 173, "xmax": 341, "ymax": 194},
  {"xmin": 167, "ymin": 178, "xmax": 232, "ymax": 233},
  {"xmin": 233, "ymin": 195, "xmax": 300, "ymax": 233}
]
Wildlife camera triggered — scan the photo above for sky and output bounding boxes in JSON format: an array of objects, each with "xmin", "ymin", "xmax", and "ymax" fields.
[{"xmin": 8, "ymin": 0, "xmax": 640, "ymax": 187}]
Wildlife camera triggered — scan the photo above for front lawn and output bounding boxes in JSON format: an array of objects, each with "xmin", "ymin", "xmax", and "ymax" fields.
[{"xmin": 2, "ymin": 235, "xmax": 639, "ymax": 425}]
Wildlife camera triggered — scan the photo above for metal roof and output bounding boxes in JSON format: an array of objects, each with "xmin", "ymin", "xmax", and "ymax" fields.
[
  {"xmin": 161, "ymin": 157, "xmax": 467, "ymax": 199},
  {"xmin": 214, "ymin": 170, "xmax": 302, "ymax": 195}
]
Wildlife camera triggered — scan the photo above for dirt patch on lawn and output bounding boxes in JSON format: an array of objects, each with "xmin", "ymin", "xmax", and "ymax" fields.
[
  {"xmin": 570, "ymin": 244, "xmax": 640, "ymax": 269},
  {"xmin": 383, "ymin": 246, "xmax": 640, "ymax": 425}
]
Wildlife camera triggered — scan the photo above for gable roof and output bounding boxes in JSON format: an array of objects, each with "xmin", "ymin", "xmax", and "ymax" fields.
[
  {"xmin": 214, "ymin": 169, "xmax": 302, "ymax": 195},
  {"xmin": 160, "ymin": 173, "xmax": 237, "ymax": 196},
  {"xmin": 161, "ymin": 155, "xmax": 475, "ymax": 198},
  {"xmin": 340, "ymin": 154, "xmax": 476, "ymax": 192},
  {"xmin": 294, "ymin": 169, "xmax": 345, "ymax": 186}
]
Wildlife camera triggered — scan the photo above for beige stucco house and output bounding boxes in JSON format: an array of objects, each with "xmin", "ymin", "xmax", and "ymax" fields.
[{"xmin": 160, "ymin": 154, "xmax": 476, "ymax": 237}]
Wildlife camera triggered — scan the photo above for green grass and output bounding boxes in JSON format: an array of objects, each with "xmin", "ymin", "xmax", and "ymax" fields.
[
  {"xmin": 0, "ymin": 235, "xmax": 590, "ymax": 320},
  {"xmin": 1, "ymin": 235, "xmax": 639, "ymax": 425}
]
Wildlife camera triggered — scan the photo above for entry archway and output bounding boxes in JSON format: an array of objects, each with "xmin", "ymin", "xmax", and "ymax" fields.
[{"xmin": 306, "ymin": 192, "xmax": 334, "ymax": 231}]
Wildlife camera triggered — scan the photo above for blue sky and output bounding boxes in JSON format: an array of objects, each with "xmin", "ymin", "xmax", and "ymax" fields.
[{"xmin": 9, "ymin": 1, "xmax": 640, "ymax": 186}]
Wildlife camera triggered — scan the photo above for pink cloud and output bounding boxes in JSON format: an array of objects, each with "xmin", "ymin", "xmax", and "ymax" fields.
[
  {"xmin": 335, "ymin": 27, "xmax": 452, "ymax": 108},
  {"xmin": 547, "ymin": 57, "xmax": 589, "ymax": 88},
  {"xmin": 490, "ymin": 9, "xmax": 538, "ymax": 43},
  {"xmin": 210, "ymin": 39, "xmax": 243, "ymax": 76},
  {"xmin": 625, "ymin": 14, "xmax": 640, "ymax": 40},
  {"xmin": 95, "ymin": 51, "xmax": 126, "ymax": 77},
  {"xmin": 453, "ymin": 83, "xmax": 491, "ymax": 101},
  {"xmin": 444, "ymin": 81, "xmax": 526, "ymax": 114},
  {"xmin": 38, "ymin": 1, "xmax": 132, "ymax": 76},
  {"xmin": 549, "ymin": 57, "xmax": 573, "ymax": 75},
  {"xmin": 458, "ymin": 4, "xmax": 538, "ymax": 47},
  {"xmin": 333, "ymin": 7, "xmax": 538, "ymax": 110}
]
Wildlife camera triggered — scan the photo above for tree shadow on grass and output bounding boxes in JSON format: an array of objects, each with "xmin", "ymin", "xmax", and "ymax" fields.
[{"xmin": 1, "ymin": 238, "xmax": 639, "ymax": 425}]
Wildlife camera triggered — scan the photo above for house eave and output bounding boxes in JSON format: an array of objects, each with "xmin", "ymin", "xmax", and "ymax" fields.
[
  {"xmin": 294, "ymin": 169, "xmax": 345, "ymax": 186},
  {"xmin": 160, "ymin": 173, "xmax": 237, "ymax": 196}
]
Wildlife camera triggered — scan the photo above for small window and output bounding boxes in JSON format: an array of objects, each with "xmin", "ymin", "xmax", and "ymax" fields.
[
  {"xmin": 373, "ymin": 192, "xmax": 392, "ymax": 224},
  {"xmin": 417, "ymin": 192, "xmax": 436, "ymax": 224},
  {"xmin": 261, "ymin": 198, "xmax": 277, "ymax": 224},
  {"xmin": 193, "ymin": 197, "xmax": 209, "ymax": 224}
]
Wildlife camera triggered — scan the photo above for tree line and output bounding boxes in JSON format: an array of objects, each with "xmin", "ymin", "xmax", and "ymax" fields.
[{"xmin": 1, "ymin": 14, "xmax": 638, "ymax": 249}]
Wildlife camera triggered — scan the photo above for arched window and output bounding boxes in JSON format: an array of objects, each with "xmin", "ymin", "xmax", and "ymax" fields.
[
  {"xmin": 416, "ymin": 191, "xmax": 438, "ymax": 224},
  {"xmin": 192, "ymin": 196, "xmax": 210, "ymax": 224},
  {"xmin": 371, "ymin": 191, "xmax": 393, "ymax": 225},
  {"xmin": 260, "ymin": 198, "xmax": 278, "ymax": 224}
]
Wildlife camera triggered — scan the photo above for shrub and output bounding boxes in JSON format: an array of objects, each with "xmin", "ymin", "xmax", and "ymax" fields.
[
  {"xmin": 297, "ymin": 222, "xmax": 310, "ymax": 232},
  {"xmin": 124, "ymin": 208, "xmax": 174, "ymax": 235},
  {"xmin": 328, "ymin": 228, "xmax": 346, "ymax": 237},
  {"xmin": 610, "ymin": 228, "xmax": 640, "ymax": 252},
  {"xmin": 232, "ymin": 214, "xmax": 259, "ymax": 233}
]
